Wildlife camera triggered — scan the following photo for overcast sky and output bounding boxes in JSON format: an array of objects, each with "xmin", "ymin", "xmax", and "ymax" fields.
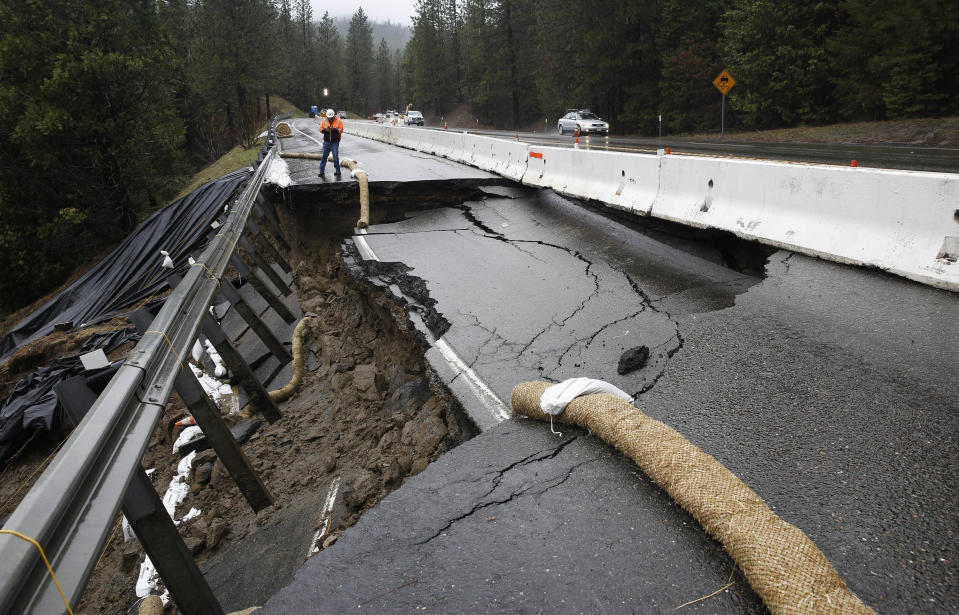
[{"xmin": 310, "ymin": 0, "xmax": 417, "ymax": 25}]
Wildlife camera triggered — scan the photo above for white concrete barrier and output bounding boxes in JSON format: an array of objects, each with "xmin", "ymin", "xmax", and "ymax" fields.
[
  {"xmin": 651, "ymin": 155, "xmax": 959, "ymax": 290},
  {"xmin": 391, "ymin": 126, "xmax": 416, "ymax": 150},
  {"xmin": 468, "ymin": 137, "xmax": 529, "ymax": 182},
  {"xmin": 344, "ymin": 120, "xmax": 959, "ymax": 291},
  {"xmin": 522, "ymin": 146, "xmax": 661, "ymax": 214},
  {"xmin": 415, "ymin": 128, "xmax": 442, "ymax": 156},
  {"xmin": 429, "ymin": 130, "xmax": 462, "ymax": 159}
]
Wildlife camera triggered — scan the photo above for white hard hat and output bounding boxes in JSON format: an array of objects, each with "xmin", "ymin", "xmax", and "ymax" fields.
[{"xmin": 326, "ymin": 109, "xmax": 335, "ymax": 118}]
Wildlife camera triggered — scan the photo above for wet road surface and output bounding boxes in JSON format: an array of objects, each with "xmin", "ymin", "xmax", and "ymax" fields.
[
  {"xmin": 245, "ymin": 134, "xmax": 958, "ymax": 614},
  {"xmin": 188, "ymin": 124, "xmax": 959, "ymax": 613},
  {"xmin": 402, "ymin": 124, "xmax": 959, "ymax": 173}
]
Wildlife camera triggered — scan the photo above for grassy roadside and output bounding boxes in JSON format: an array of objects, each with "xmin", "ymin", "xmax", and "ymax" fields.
[
  {"xmin": 174, "ymin": 96, "xmax": 306, "ymax": 200},
  {"xmin": 172, "ymin": 142, "xmax": 263, "ymax": 201},
  {"xmin": 681, "ymin": 117, "xmax": 959, "ymax": 147}
]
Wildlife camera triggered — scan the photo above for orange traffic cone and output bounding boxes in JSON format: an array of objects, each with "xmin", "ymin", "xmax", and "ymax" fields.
[{"xmin": 174, "ymin": 415, "xmax": 196, "ymax": 427}]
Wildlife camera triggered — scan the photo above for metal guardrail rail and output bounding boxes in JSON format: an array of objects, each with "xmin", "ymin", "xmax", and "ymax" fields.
[{"xmin": 0, "ymin": 125, "xmax": 279, "ymax": 613}]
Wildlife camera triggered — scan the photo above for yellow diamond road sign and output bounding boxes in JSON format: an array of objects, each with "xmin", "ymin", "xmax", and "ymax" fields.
[{"xmin": 713, "ymin": 70, "xmax": 736, "ymax": 95}]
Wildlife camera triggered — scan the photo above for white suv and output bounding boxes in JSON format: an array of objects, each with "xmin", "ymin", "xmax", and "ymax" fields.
[{"xmin": 404, "ymin": 111, "xmax": 424, "ymax": 126}]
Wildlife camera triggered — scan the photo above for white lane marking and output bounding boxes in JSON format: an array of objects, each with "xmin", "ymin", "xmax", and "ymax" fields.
[
  {"xmin": 354, "ymin": 232, "xmax": 379, "ymax": 261},
  {"xmin": 291, "ymin": 119, "xmax": 324, "ymax": 148},
  {"xmin": 348, "ymin": 166, "xmax": 505, "ymax": 425},
  {"xmin": 308, "ymin": 476, "xmax": 341, "ymax": 557},
  {"xmin": 434, "ymin": 338, "xmax": 510, "ymax": 423}
]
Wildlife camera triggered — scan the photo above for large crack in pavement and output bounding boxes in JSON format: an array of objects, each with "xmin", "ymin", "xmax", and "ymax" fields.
[
  {"xmin": 349, "ymin": 196, "xmax": 726, "ymax": 409},
  {"xmin": 416, "ymin": 435, "xmax": 584, "ymax": 544},
  {"xmin": 452, "ymin": 203, "xmax": 687, "ymax": 398}
]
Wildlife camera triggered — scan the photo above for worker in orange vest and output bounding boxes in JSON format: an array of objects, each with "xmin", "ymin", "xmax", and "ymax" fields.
[{"xmin": 318, "ymin": 108, "xmax": 344, "ymax": 178}]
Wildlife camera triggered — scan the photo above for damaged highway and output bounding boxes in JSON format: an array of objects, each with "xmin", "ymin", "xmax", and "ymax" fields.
[{"xmin": 2, "ymin": 120, "xmax": 956, "ymax": 615}]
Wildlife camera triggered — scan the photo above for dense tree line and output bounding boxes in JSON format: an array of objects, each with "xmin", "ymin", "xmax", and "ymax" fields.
[
  {"xmin": 2, "ymin": 0, "xmax": 956, "ymax": 317},
  {"xmin": 0, "ymin": 1, "xmax": 400, "ymax": 316},
  {"xmin": 403, "ymin": 0, "xmax": 959, "ymax": 133}
]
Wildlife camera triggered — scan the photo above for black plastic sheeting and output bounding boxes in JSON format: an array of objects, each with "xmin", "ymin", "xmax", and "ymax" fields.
[
  {"xmin": 0, "ymin": 168, "xmax": 252, "ymax": 362},
  {"xmin": 0, "ymin": 327, "xmax": 140, "ymax": 466}
]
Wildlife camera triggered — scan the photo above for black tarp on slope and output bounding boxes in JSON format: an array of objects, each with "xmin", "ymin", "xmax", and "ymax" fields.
[
  {"xmin": 0, "ymin": 328, "xmax": 140, "ymax": 465},
  {"xmin": 0, "ymin": 168, "xmax": 252, "ymax": 361}
]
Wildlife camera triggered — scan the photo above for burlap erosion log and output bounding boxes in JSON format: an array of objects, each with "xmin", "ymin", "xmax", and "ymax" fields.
[
  {"xmin": 338, "ymin": 158, "xmax": 370, "ymax": 228},
  {"xmin": 511, "ymin": 381, "xmax": 873, "ymax": 615},
  {"xmin": 269, "ymin": 316, "xmax": 312, "ymax": 402}
]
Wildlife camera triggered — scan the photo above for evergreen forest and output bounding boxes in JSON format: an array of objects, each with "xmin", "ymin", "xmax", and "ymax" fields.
[
  {"xmin": 404, "ymin": 0, "xmax": 959, "ymax": 131},
  {"xmin": 1, "ymin": 0, "xmax": 957, "ymax": 316}
]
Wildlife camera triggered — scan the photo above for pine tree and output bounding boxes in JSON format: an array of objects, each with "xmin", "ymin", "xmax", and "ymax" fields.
[
  {"xmin": 657, "ymin": 0, "xmax": 729, "ymax": 134},
  {"xmin": 0, "ymin": 0, "xmax": 186, "ymax": 313},
  {"xmin": 376, "ymin": 39, "xmax": 394, "ymax": 110},
  {"xmin": 317, "ymin": 12, "xmax": 345, "ymax": 111},
  {"xmin": 829, "ymin": 0, "xmax": 959, "ymax": 120},
  {"xmin": 721, "ymin": 0, "xmax": 840, "ymax": 128},
  {"xmin": 345, "ymin": 8, "xmax": 375, "ymax": 113}
]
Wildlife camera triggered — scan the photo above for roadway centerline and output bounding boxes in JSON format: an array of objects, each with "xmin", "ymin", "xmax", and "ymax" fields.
[
  {"xmin": 409, "ymin": 126, "xmax": 851, "ymax": 167},
  {"xmin": 518, "ymin": 136, "xmax": 837, "ymax": 166}
]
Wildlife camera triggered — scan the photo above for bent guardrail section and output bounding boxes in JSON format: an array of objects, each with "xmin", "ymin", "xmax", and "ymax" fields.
[
  {"xmin": 348, "ymin": 121, "xmax": 959, "ymax": 292},
  {"xmin": 0, "ymin": 137, "xmax": 278, "ymax": 613}
]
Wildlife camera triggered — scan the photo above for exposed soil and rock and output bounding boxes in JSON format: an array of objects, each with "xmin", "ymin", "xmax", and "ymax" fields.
[{"xmin": 1, "ymin": 194, "xmax": 476, "ymax": 614}]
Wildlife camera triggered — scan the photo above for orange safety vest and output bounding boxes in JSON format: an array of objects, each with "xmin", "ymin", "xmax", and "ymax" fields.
[{"xmin": 319, "ymin": 116, "xmax": 344, "ymax": 141}]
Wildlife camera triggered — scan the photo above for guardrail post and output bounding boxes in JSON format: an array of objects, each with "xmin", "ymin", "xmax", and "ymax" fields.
[
  {"xmin": 217, "ymin": 279, "xmax": 293, "ymax": 364},
  {"xmin": 247, "ymin": 218, "xmax": 292, "ymax": 274},
  {"xmin": 131, "ymin": 310, "xmax": 274, "ymax": 513},
  {"xmin": 251, "ymin": 204, "xmax": 291, "ymax": 253},
  {"xmin": 166, "ymin": 273, "xmax": 283, "ymax": 424},
  {"xmin": 238, "ymin": 235, "xmax": 292, "ymax": 297},
  {"xmin": 201, "ymin": 312, "xmax": 283, "ymax": 424},
  {"xmin": 55, "ymin": 376, "xmax": 226, "ymax": 615},
  {"xmin": 255, "ymin": 194, "xmax": 282, "ymax": 231},
  {"xmin": 0, "ymin": 148, "xmax": 280, "ymax": 614},
  {"xmin": 228, "ymin": 253, "xmax": 296, "ymax": 324}
]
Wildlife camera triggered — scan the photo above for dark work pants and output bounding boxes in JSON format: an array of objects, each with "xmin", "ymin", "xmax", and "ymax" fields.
[{"xmin": 320, "ymin": 141, "xmax": 340, "ymax": 173}]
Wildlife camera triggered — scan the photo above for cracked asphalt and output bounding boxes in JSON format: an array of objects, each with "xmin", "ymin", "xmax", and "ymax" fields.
[
  {"xmin": 260, "ymin": 421, "xmax": 765, "ymax": 614},
  {"xmin": 355, "ymin": 187, "xmax": 754, "ymax": 421},
  {"xmin": 255, "ymin": 137, "xmax": 957, "ymax": 614}
]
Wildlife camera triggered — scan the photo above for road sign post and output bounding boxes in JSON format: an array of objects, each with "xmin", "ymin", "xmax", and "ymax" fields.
[{"xmin": 712, "ymin": 70, "xmax": 736, "ymax": 137}]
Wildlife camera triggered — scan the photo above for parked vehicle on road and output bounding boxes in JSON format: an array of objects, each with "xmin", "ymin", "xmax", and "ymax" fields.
[
  {"xmin": 557, "ymin": 110, "xmax": 609, "ymax": 135},
  {"xmin": 405, "ymin": 111, "xmax": 424, "ymax": 126}
]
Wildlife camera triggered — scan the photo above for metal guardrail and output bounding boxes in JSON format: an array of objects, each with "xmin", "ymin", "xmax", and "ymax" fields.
[{"xmin": 0, "ymin": 123, "xmax": 279, "ymax": 613}]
